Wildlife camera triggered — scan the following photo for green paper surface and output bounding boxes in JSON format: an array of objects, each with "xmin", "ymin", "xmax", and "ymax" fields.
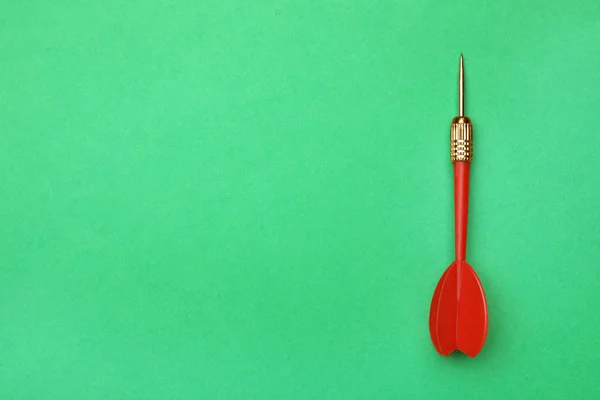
[{"xmin": 1, "ymin": 0, "xmax": 600, "ymax": 398}]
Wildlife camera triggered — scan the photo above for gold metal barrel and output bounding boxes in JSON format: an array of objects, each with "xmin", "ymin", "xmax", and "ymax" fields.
[{"xmin": 450, "ymin": 116, "xmax": 472, "ymax": 163}]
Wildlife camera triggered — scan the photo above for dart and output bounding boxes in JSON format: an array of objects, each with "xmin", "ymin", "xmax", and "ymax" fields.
[{"xmin": 429, "ymin": 54, "xmax": 488, "ymax": 357}]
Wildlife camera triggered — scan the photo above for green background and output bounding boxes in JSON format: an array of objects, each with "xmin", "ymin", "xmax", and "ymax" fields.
[{"xmin": 1, "ymin": 0, "xmax": 600, "ymax": 398}]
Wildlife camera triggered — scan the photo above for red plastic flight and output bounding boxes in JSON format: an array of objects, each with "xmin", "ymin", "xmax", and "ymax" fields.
[{"xmin": 429, "ymin": 54, "xmax": 488, "ymax": 357}]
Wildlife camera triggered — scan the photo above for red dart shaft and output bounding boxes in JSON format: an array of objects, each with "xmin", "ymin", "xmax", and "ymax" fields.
[{"xmin": 454, "ymin": 162, "xmax": 470, "ymax": 262}]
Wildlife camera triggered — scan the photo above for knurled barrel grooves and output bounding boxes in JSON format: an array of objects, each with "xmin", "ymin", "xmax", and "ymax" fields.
[{"xmin": 450, "ymin": 116, "xmax": 473, "ymax": 163}]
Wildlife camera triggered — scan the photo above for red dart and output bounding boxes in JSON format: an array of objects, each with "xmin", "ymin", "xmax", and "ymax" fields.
[{"xmin": 429, "ymin": 54, "xmax": 488, "ymax": 357}]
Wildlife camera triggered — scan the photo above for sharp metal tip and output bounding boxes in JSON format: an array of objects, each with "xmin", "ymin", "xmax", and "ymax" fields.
[{"xmin": 459, "ymin": 54, "xmax": 464, "ymax": 116}]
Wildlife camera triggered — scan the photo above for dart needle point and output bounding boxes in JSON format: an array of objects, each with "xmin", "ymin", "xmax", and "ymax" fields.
[{"xmin": 458, "ymin": 54, "xmax": 464, "ymax": 116}]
